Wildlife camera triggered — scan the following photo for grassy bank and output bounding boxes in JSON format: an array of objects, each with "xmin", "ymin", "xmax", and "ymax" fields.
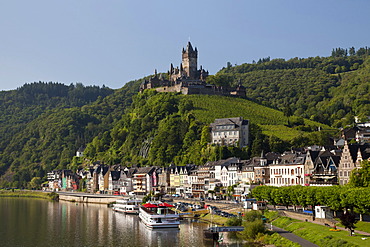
[
  {"xmin": 263, "ymin": 233, "xmax": 301, "ymax": 247},
  {"xmin": 265, "ymin": 211, "xmax": 368, "ymax": 247},
  {"xmin": 200, "ymin": 213, "xmax": 229, "ymax": 226},
  {"xmin": 0, "ymin": 190, "xmax": 58, "ymax": 200},
  {"xmin": 200, "ymin": 212, "xmax": 301, "ymax": 247},
  {"xmin": 336, "ymin": 221, "xmax": 370, "ymax": 234}
]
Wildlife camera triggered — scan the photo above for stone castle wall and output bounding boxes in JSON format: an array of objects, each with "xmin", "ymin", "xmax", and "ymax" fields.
[{"xmin": 154, "ymin": 84, "xmax": 234, "ymax": 96}]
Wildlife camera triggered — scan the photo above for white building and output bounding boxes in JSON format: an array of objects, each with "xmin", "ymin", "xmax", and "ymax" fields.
[
  {"xmin": 210, "ymin": 117, "xmax": 249, "ymax": 147},
  {"xmin": 269, "ymin": 163, "xmax": 305, "ymax": 186}
]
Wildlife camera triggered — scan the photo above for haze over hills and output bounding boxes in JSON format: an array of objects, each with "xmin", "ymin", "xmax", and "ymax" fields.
[{"xmin": 0, "ymin": 47, "xmax": 369, "ymax": 187}]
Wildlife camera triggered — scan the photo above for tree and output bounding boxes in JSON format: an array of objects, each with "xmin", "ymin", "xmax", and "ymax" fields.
[
  {"xmin": 349, "ymin": 47, "xmax": 356, "ymax": 56},
  {"xmin": 29, "ymin": 177, "xmax": 42, "ymax": 189},
  {"xmin": 339, "ymin": 210, "xmax": 358, "ymax": 236},
  {"xmin": 348, "ymin": 160, "xmax": 370, "ymax": 187}
]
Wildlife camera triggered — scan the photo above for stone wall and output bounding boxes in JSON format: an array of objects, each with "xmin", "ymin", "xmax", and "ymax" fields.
[{"xmin": 59, "ymin": 194, "xmax": 117, "ymax": 204}]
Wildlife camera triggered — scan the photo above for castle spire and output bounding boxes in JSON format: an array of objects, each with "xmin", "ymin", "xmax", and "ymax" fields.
[{"xmin": 187, "ymin": 41, "xmax": 194, "ymax": 52}]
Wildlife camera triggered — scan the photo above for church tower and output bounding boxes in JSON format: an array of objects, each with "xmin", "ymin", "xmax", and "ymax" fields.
[{"xmin": 182, "ymin": 42, "xmax": 198, "ymax": 79}]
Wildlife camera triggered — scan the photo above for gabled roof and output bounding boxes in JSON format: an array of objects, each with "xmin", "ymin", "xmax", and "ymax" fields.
[
  {"xmin": 110, "ymin": 171, "xmax": 120, "ymax": 181},
  {"xmin": 349, "ymin": 143, "xmax": 370, "ymax": 162},
  {"xmin": 135, "ymin": 166, "xmax": 155, "ymax": 175},
  {"xmin": 210, "ymin": 117, "xmax": 249, "ymax": 130},
  {"xmin": 313, "ymin": 150, "xmax": 341, "ymax": 170}
]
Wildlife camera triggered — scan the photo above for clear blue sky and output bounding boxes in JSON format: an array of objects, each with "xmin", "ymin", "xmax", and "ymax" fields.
[{"xmin": 1, "ymin": 0, "xmax": 369, "ymax": 91}]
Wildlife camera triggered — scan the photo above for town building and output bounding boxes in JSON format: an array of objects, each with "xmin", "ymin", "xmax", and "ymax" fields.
[
  {"xmin": 338, "ymin": 141, "xmax": 370, "ymax": 185},
  {"xmin": 269, "ymin": 152, "xmax": 305, "ymax": 187},
  {"xmin": 210, "ymin": 117, "xmax": 249, "ymax": 147}
]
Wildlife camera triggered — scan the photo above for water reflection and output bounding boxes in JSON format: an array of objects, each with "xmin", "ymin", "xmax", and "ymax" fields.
[{"xmin": 0, "ymin": 198, "xmax": 243, "ymax": 247}]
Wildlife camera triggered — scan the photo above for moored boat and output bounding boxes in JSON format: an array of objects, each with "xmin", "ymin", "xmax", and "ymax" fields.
[
  {"xmin": 139, "ymin": 202, "xmax": 180, "ymax": 229},
  {"xmin": 112, "ymin": 199, "xmax": 142, "ymax": 215}
]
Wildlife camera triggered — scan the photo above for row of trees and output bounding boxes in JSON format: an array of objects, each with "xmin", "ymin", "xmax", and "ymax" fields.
[
  {"xmin": 251, "ymin": 162, "xmax": 370, "ymax": 221},
  {"xmin": 331, "ymin": 46, "xmax": 370, "ymax": 57}
]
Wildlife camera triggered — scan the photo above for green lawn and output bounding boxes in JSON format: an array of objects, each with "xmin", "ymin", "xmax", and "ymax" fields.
[
  {"xmin": 200, "ymin": 213, "xmax": 229, "ymax": 226},
  {"xmin": 271, "ymin": 215, "xmax": 369, "ymax": 247},
  {"xmin": 336, "ymin": 221, "xmax": 370, "ymax": 234}
]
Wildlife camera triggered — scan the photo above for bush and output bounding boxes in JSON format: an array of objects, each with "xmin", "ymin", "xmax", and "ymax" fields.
[
  {"xmin": 226, "ymin": 217, "xmax": 242, "ymax": 226},
  {"xmin": 242, "ymin": 220, "xmax": 266, "ymax": 240},
  {"xmin": 243, "ymin": 210, "xmax": 264, "ymax": 222},
  {"xmin": 47, "ymin": 192, "xmax": 59, "ymax": 201}
]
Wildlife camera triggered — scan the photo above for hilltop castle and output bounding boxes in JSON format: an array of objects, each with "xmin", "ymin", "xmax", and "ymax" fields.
[{"xmin": 139, "ymin": 42, "xmax": 246, "ymax": 97}]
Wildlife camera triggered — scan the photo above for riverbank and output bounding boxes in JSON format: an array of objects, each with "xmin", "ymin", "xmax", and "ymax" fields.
[
  {"xmin": 199, "ymin": 211, "xmax": 301, "ymax": 247},
  {"xmin": 265, "ymin": 210, "xmax": 370, "ymax": 247},
  {"xmin": 0, "ymin": 190, "xmax": 56, "ymax": 200}
]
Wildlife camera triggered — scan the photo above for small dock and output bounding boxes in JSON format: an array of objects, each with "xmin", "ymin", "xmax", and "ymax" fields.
[
  {"xmin": 204, "ymin": 226, "xmax": 244, "ymax": 240},
  {"xmin": 207, "ymin": 226, "xmax": 244, "ymax": 233}
]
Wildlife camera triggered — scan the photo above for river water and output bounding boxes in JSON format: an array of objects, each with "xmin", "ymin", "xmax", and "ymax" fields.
[{"xmin": 0, "ymin": 198, "xmax": 243, "ymax": 247}]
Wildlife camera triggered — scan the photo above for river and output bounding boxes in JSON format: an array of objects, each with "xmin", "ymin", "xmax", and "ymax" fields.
[{"xmin": 0, "ymin": 198, "xmax": 244, "ymax": 247}]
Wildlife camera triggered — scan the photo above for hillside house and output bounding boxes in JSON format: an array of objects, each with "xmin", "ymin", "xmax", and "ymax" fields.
[{"xmin": 210, "ymin": 117, "xmax": 249, "ymax": 148}]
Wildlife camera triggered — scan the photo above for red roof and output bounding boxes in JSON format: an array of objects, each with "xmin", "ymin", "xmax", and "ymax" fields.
[
  {"xmin": 158, "ymin": 202, "xmax": 174, "ymax": 207},
  {"xmin": 143, "ymin": 203, "xmax": 158, "ymax": 208}
]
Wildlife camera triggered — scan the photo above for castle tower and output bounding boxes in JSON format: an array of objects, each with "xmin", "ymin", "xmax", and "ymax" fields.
[{"xmin": 182, "ymin": 41, "xmax": 198, "ymax": 79}]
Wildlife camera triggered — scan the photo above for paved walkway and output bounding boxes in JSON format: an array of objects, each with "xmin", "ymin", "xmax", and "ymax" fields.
[{"xmin": 267, "ymin": 223, "xmax": 319, "ymax": 247}]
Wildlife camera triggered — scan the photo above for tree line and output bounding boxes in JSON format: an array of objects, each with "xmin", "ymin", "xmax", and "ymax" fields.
[{"xmin": 251, "ymin": 161, "xmax": 370, "ymax": 221}]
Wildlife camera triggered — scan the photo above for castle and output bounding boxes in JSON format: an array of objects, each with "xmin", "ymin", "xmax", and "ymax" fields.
[{"xmin": 139, "ymin": 42, "xmax": 246, "ymax": 97}]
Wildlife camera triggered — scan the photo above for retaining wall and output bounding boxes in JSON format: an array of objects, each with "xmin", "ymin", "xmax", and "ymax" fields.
[{"xmin": 59, "ymin": 195, "xmax": 117, "ymax": 204}]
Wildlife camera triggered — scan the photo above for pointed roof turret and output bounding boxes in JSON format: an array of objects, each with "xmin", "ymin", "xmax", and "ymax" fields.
[{"xmin": 187, "ymin": 41, "xmax": 194, "ymax": 52}]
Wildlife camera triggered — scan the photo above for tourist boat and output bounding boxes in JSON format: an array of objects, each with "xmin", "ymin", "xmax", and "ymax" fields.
[
  {"xmin": 139, "ymin": 202, "xmax": 180, "ymax": 228},
  {"xmin": 112, "ymin": 199, "xmax": 142, "ymax": 215}
]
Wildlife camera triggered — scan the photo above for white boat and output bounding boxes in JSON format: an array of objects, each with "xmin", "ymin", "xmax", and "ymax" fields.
[
  {"xmin": 112, "ymin": 199, "xmax": 142, "ymax": 215},
  {"xmin": 139, "ymin": 202, "xmax": 180, "ymax": 229}
]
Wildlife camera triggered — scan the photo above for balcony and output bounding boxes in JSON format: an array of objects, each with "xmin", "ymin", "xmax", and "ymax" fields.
[{"xmin": 309, "ymin": 181, "xmax": 338, "ymax": 186}]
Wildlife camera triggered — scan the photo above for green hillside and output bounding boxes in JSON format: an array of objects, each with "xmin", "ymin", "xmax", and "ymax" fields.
[
  {"xmin": 81, "ymin": 91, "xmax": 335, "ymax": 171},
  {"xmin": 0, "ymin": 47, "xmax": 369, "ymax": 188},
  {"xmin": 187, "ymin": 95, "xmax": 332, "ymax": 141},
  {"xmin": 212, "ymin": 48, "xmax": 370, "ymax": 127}
]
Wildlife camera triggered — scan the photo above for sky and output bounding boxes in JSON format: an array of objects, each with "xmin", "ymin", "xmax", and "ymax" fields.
[{"xmin": 0, "ymin": 0, "xmax": 369, "ymax": 91}]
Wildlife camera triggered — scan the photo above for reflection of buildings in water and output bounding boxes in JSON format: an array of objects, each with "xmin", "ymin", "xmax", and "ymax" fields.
[
  {"xmin": 138, "ymin": 221, "xmax": 180, "ymax": 247},
  {"xmin": 112, "ymin": 212, "xmax": 137, "ymax": 228},
  {"xmin": 179, "ymin": 220, "xmax": 208, "ymax": 247},
  {"xmin": 182, "ymin": 220, "xmax": 243, "ymax": 246}
]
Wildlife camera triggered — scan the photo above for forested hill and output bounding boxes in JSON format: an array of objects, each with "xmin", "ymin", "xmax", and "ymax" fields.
[
  {"xmin": 0, "ymin": 78, "xmax": 147, "ymax": 187},
  {"xmin": 211, "ymin": 47, "xmax": 370, "ymax": 127},
  {"xmin": 0, "ymin": 47, "xmax": 369, "ymax": 188},
  {"xmin": 0, "ymin": 82, "xmax": 114, "ymax": 150}
]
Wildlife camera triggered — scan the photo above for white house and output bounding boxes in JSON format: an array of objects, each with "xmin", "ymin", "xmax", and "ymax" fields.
[
  {"xmin": 210, "ymin": 117, "xmax": 249, "ymax": 147},
  {"xmin": 269, "ymin": 163, "xmax": 305, "ymax": 186}
]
